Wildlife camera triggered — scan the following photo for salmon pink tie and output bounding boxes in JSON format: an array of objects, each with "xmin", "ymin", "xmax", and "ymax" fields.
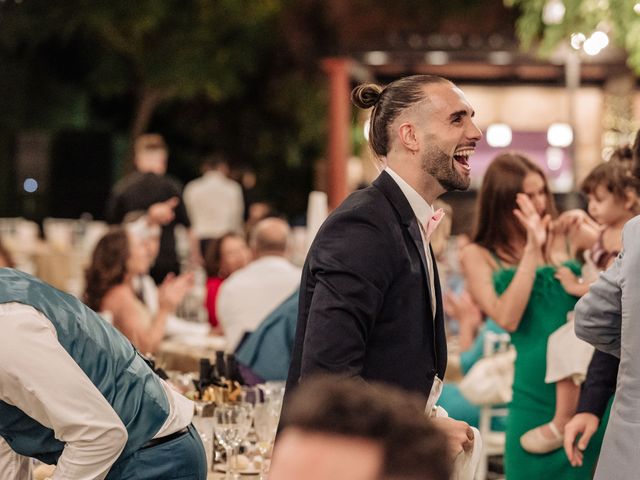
[{"xmin": 425, "ymin": 208, "xmax": 445, "ymax": 241}]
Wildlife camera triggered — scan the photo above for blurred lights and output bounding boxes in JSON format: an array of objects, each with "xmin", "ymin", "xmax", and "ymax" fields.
[
  {"xmin": 488, "ymin": 51, "xmax": 513, "ymax": 65},
  {"xmin": 546, "ymin": 147, "xmax": 564, "ymax": 171},
  {"xmin": 543, "ymin": 0, "xmax": 566, "ymax": 25},
  {"xmin": 635, "ymin": 2, "xmax": 640, "ymax": 14},
  {"xmin": 363, "ymin": 118, "xmax": 370, "ymax": 142},
  {"xmin": 425, "ymin": 51, "xmax": 449, "ymax": 65},
  {"xmin": 547, "ymin": 123, "xmax": 573, "ymax": 147},
  {"xmin": 364, "ymin": 51, "xmax": 388, "ymax": 66},
  {"xmin": 569, "ymin": 31, "xmax": 608, "ymax": 55},
  {"xmin": 486, "ymin": 123, "xmax": 512, "ymax": 148},
  {"xmin": 570, "ymin": 33, "xmax": 586, "ymax": 50},
  {"xmin": 583, "ymin": 31, "xmax": 609, "ymax": 56},
  {"xmin": 23, "ymin": 178, "xmax": 38, "ymax": 193}
]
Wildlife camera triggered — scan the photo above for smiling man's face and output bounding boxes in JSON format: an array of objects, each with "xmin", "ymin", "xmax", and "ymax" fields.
[{"xmin": 415, "ymin": 83, "xmax": 482, "ymax": 192}]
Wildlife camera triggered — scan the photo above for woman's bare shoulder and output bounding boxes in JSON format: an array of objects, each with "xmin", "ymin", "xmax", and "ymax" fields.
[
  {"xmin": 101, "ymin": 284, "xmax": 136, "ymax": 310},
  {"xmin": 460, "ymin": 242, "xmax": 490, "ymax": 262}
]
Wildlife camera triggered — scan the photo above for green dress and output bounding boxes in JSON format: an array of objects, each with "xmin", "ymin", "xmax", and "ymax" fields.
[{"xmin": 494, "ymin": 260, "xmax": 609, "ymax": 479}]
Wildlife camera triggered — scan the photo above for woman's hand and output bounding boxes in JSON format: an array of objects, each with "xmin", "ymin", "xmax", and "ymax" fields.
[
  {"xmin": 552, "ymin": 209, "xmax": 600, "ymax": 253},
  {"xmin": 158, "ymin": 272, "xmax": 195, "ymax": 312},
  {"xmin": 513, "ymin": 193, "xmax": 550, "ymax": 249}
]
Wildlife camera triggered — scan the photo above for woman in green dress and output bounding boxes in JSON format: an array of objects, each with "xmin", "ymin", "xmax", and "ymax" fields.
[{"xmin": 460, "ymin": 152, "xmax": 608, "ymax": 479}]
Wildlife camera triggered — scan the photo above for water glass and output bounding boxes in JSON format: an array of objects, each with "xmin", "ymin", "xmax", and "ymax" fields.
[{"xmin": 213, "ymin": 403, "xmax": 252, "ymax": 480}]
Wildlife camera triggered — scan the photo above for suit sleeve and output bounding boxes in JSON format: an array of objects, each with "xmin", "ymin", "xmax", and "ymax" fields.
[
  {"xmin": 574, "ymin": 251, "xmax": 623, "ymax": 358},
  {"xmin": 105, "ymin": 190, "xmax": 123, "ymax": 225},
  {"xmin": 169, "ymin": 178, "xmax": 191, "ymax": 228},
  {"xmin": 576, "ymin": 349, "xmax": 619, "ymax": 418},
  {"xmin": 299, "ymin": 210, "xmax": 398, "ymax": 381}
]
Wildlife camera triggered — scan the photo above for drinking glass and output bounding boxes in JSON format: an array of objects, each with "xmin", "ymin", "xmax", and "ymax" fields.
[
  {"xmin": 191, "ymin": 415, "xmax": 215, "ymax": 472},
  {"xmin": 253, "ymin": 401, "xmax": 279, "ymax": 480},
  {"xmin": 213, "ymin": 403, "xmax": 252, "ymax": 480}
]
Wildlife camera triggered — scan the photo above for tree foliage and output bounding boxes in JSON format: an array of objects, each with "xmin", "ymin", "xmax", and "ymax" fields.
[
  {"xmin": 507, "ymin": 0, "xmax": 640, "ymax": 73},
  {"xmin": 0, "ymin": 0, "xmax": 282, "ymax": 139}
]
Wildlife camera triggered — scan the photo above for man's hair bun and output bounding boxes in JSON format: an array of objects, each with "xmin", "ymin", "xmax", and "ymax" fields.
[{"xmin": 351, "ymin": 84, "xmax": 382, "ymax": 109}]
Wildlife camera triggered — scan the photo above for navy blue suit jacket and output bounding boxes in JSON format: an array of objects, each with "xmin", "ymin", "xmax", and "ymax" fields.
[{"xmin": 285, "ymin": 171, "xmax": 447, "ymax": 399}]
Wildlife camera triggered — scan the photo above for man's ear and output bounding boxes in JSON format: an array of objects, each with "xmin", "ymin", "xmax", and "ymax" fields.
[{"xmin": 397, "ymin": 122, "xmax": 419, "ymax": 153}]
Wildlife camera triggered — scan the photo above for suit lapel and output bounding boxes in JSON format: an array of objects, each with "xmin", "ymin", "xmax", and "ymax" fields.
[{"xmin": 373, "ymin": 171, "xmax": 434, "ymax": 316}]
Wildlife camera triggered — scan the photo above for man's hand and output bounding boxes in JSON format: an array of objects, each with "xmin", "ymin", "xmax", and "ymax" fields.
[
  {"xmin": 563, "ymin": 412, "xmax": 600, "ymax": 467},
  {"xmin": 148, "ymin": 197, "xmax": 179, "ymax": 226},
  {"xmin": 431, "ymin": 417, "xmax": 474, "ymax": 459}
]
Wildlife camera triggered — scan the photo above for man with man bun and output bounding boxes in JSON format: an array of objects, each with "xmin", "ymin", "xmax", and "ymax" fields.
[{"xmin": 286, "ymin": 75, "xmax": 482, "ymax": 458}]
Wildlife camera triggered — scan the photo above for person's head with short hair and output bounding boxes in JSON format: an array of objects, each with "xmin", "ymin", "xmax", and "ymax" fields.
[
  {"xmin": 351, "ymin": 75, "xmax": 481, "ymax": 203},
  {"xmin": 472, "ymin": 152, "xmax": 556, "ymax": 263},
  {"xmin": 201, "ymin": 153, "xmax": 230, "ymax": 177},
  {"xmin": 249, "ymin": 217, "xmax": 290, "ymax": 259},
  {"xmin": 271, "ymin": 376, "xmax": 451, "ymax": 480},
  {"xmin": 134, "ymin": 133, "xmax": 168, "ymax": 175},
  {"xmin": 204, "ymin": 233, "xmax": 252, "ymax": 279}
]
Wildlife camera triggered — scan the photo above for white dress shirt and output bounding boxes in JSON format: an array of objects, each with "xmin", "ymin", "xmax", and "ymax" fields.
[
  {"xmin": 217, "ymin": 256, "xmax": 301, "ymax": 351},
  {"xmin": 0, "ymin": 302, "xmax": 194, "ymax": 480},
  {"xmin": 183, "ymin": 171, "xmax": 244, "ymax": 239},
  {"xmin": 385, "ymin": 167, "xmax": 437, "ymax": 314},
  {"xmin": 385, "ymin": 168, "xmax": 444, "ymax": 411}
]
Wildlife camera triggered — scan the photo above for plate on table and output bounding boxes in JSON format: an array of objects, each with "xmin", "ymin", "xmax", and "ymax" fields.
[
  {"xmin": 213, "ymin": 455, "xmax": 264, "ymax": 475},
  {"xmin": 213, "ymin": 464, "xmax": 261, "ymax": 476}
]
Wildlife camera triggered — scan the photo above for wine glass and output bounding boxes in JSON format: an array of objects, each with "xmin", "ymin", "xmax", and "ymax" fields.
[
  {"xmin": 213, "ymin": 403, "xmax": 252, "ymax": 480},
  {"xmin": 253, "ymin": 401, "xmax": 279, "ymax": 480}
]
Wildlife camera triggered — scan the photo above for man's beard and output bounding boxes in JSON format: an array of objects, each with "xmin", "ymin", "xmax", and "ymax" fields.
[{"xmin": 421, "ymin": 145, "xmax": 470, "ymax": 192}]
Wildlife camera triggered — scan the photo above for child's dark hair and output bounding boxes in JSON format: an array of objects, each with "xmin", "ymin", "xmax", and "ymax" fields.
[{"xmin": 581, "ymin": 158, "xmax": 640, "ymax": 203}]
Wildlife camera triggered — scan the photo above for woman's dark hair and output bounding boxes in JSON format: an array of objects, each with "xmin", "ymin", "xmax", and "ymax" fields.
[
  {"xmin": 472, "ymin": 152, "xmax": 557, "ymax": 263},
  {"xmin": 204, "ymin": 232, "xmax": 244, "ymax": 278},
  {"xmin": 84, "ymin": 227, "xmax": 129, "ymax": 311},
  {"xmin": 351, "ymin": 75, "xmax": 451, "ymax": 157}
]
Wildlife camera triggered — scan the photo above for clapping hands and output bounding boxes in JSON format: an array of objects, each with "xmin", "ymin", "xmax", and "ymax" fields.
[
  {"xmin": 158, "ymin": 271, "xmax": 195, "ymax": 312},
  {"xmin": 513, "ymin": 193, "xmax": 550, "ymax": 249}
]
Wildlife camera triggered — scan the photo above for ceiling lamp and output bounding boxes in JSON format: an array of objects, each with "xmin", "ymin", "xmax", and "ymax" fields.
[
  {"xmin": 486, "ymin": 123, "xmax": 512, "ymax": 148},
  {"xmin": 547, "ymin": 123, "xmax": 573, "ymax": 147}
]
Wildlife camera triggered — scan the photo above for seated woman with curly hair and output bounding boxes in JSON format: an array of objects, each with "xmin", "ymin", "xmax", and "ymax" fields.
[{"xmin": 84, "ymin": 227, "xmax": 193, "ymax": 354}]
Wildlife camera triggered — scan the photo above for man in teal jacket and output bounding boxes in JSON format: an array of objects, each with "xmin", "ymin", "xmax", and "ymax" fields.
[{"xmin": 0, "ymin": 269, "xmax": 206, "ymax": 479}]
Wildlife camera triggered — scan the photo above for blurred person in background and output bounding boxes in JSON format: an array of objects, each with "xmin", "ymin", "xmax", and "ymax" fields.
[
  {"xmin": 123, "ymin": 214, "xmax": 210, "ymax": 339},
  {"xmin": 0, "ymin": 269, "xmax": 206, "ymax": 479},
  {"xmin": 105, "ymin": 133, "xmax": 198, "ymax": 283},
  {"xmin": 271, "ymin": 376, "xmax": 451, "ymax": 480},
  {"xmin": 203, "ymin": 232, "xmax": 252, "ymax": 335},
  {"xmin": 0, "ymin": 238, "xmax": 15, "ymax": 268},
  {"xmin": 460, "ymin": 152, "xmax": 607, "ymax": 478},
  {"xmin": 235, "ymin": 290, "xmax": 299, "ymax": 383},
  {"xmin": 84, "ymin": 227, "xmax": 194, "ymax": 354},
  {"xmin": 183, "ymin": 153, "xmax": 244, "ymax": 256},
  {"xmin": 244, "ymin": 200, "xmax": 276, "ymax": 237},
  {"xmin": 217, "ymin": 217, "xmax": 300, "ymax": 351}
]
